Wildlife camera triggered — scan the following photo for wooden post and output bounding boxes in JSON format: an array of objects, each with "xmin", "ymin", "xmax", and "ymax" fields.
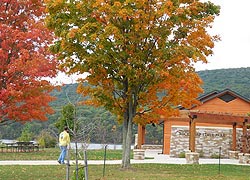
[
  {"xmin": 137, "ymin": 124, "xmax": 143, "ymax": 149},
  {"xmin": 163, "ymin": 120, "xmax": 171, "ymax": 154},
  {"xmin": 137, "ymin": 124, "xmax": 146, "ymax": 149},
  {"xmin": 142, "ymin": 125, "xmax": 146, "ymax": 145},
  {"xmin": 190, "ymin": 118, "xmax": 196, "ymax": 152},
  {"xmin": 232, "ymin": 123, "xmax": 237, "ymax": 151},
  {"xmin": 189, "ymin": 120, "xmax": 191, "ymax": 151}
]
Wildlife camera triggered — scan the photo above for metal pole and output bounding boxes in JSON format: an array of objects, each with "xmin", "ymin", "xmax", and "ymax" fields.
[
  {"xmin": 103, "ymin": 145, "xmax": 108, "ymax": 177},
  {"xmin": 218, "ymin": 147, "xmax": 221, "ymax": 174}
]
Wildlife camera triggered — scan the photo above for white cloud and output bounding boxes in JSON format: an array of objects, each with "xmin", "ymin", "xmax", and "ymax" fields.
[
  {"xmin": 49, "ymin": 72, "xmax": 88, "ymax": 85},
  {"xmin": 195, "ymin": 0, "xmax": 250, "ymax": 71}
]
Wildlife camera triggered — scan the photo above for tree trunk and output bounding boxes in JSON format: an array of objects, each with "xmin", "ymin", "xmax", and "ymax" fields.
[
  {"xmin": 121, "ymin": 98, "xmax": 133, "ymax": 168},
  {"xmin": 66, "ymin": 149, "xmax": 70, "ymax": 180},
  {"xmin": 75, "ymin": 142, "xmax": 79, "ymax": 180},
  {"xmin": 121, "ymin": 111, "xmax": 128, "ymax": 167},
  {"xmin": 84, "ymin": 149, "xmax": 88, "ymax": 180}
]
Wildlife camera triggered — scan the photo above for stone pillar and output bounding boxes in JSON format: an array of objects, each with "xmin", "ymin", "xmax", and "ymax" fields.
[
  {"xmin": 134, "ymin": 134, "xmax": 138, "ymax": 149},
  {"xmin": 228, "ymin": 150, "xmax": 240, "ymax": 159},
  {"xmin": 185, "ymin": 152, "xmax": 199, "ymax": 164},
  {"xmin": 238, "ymin": 153, "xmax": 250, "ymax": 164},
  {"xmin": 133, "ymin": 149, "xmax": 145, "ymax": 160}
]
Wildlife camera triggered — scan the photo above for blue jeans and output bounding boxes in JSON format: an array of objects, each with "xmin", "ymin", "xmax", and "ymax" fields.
[{"xmin": 58, "ymin": 146, "xmax": 67, "ymax": 163}]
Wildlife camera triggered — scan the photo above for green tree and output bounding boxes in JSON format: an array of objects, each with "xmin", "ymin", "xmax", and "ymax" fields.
[
  {"xmin": 56, "ymin": 103, "xmax": 75, "ymax": 132},
  {"xmin": 45, "ymin": 0, "xmax": 220, "ymax": 168},
  {"xmin": 57, "ymin": 99, "xmax": 97, "ymax": 180},
  {"xmin": 18, "ymin": 124, "xmax": 34, "ymax": 142}
]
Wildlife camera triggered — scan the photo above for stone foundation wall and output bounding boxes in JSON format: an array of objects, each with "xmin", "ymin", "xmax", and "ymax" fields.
[
  {"xmin": 170, "ymin": 126, "xmax": 242, "ymax": 158},
  {"xmin": 142, "ymin": 145, "xmax": 163, "ymax": 150}
]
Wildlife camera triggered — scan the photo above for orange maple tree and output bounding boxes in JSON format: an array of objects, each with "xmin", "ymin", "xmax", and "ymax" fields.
[
  {"xmin": 0, "ymin": 0, "xmax": 57, "ymax": 125},
  {"xmin": 45, "ymin": 0, "xmax": 220, "ymax": 168}
]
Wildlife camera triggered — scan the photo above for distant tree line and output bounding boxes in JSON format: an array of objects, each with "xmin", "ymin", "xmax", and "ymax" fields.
[
  {"xmin": 198, "ymin": 67, "xmax": 250, "ymax": 98},
  {"xmin": 1, "ymin": 67, "xmax": 250, "ymax": 144}
]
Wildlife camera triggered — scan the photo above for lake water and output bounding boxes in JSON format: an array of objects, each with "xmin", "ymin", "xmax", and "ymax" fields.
[
  {"xmin": 70, "ymin": 143, "xmax": 134, "ymax": 150},
  {"xmin": 0, "ymin": 139, "xmax": 134, "ymax": 150}
]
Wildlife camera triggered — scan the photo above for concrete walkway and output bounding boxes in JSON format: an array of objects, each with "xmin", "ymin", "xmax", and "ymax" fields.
[{"xmin": 0, "ymin": 150, "xmax": 244, "ymax": 166}]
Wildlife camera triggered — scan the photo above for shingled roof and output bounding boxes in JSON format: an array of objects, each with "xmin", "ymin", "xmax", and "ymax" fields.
[{"xmin": 198, "ymin": 89, "xmax": 250, "ymax": 104}]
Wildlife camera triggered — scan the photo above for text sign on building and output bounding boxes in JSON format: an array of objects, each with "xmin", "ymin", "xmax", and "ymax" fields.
[{"xmin": 175, "ymin": 129, "xmax": 225, "ymax": 137}]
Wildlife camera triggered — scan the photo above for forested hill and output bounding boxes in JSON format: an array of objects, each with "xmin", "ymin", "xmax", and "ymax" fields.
[
  {"xmin": 51, "ymin": 67, "xmax": 250, "ymax": 105},
  {"xmin": 1, "ymin": 67, "xmax": 250, "ymax": 140},
  {"xmin": 198, "ymin": 67, "xmax": 250, "ymax": 98}
]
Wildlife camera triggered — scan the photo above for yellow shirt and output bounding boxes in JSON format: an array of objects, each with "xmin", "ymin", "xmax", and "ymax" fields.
[{"xmin": 59, "ymin": 130, "xmax": 70, "ymax": 146}]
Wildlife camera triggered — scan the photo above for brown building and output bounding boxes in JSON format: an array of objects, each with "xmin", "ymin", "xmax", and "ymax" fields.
[{"xmin": 137, "ymin": 89, "xmax": 250, "ymax": 158}]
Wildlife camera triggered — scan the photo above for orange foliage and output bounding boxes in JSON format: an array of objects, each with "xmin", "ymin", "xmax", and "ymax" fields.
[
  {"xmin": 0, "ymin": 0, "xmax": 57, "ymax": 124},
  {"xmin": 46, "ymin": 0, "xmax": 220, "ymax": 125}
]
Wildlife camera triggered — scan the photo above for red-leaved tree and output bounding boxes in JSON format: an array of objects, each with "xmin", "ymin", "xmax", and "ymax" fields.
[{"xmin": 0, "ymin": 0, "xmax": 57, "ymax": 125}]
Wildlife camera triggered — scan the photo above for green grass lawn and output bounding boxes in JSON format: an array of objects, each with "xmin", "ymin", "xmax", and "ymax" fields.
[
  {"xmin": 1, "ymin": 164, "xmax": 250, "ymax": 180},
  {"xmin": 0, "ymin": 148, "xmax": 124, "ymax": 160},
  {"xmin": 1, "ymin": 148, "xmax": 250, "ymax": 180}
]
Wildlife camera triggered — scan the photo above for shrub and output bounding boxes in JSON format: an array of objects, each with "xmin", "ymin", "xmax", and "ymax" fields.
[
  {"xmin": 72, "ymin": 164, "xmax": 85, "ymax": 180},
  {"xmin": 36, "ymin": 130, "xmax": 57, "ymax": 148},
  {"xmin": 178, "ymin": 152, "xmax": 186, "ymax": 158},
  {"xmin": 198, "ymin": 150, "xmax": 204, "ymax": 158},
  {"xmin": 210, "ymin": 153, "xmax": 220, "ymax": 159}
]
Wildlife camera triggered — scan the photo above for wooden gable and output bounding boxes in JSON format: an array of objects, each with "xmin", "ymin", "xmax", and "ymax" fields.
[{"xmin": 192, "ymin": 89, "xmax": 250, "ymax": 116}]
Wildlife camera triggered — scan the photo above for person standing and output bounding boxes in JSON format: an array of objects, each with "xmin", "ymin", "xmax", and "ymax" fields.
[{"xmin": 58, "ymin": 126, "xmax": 70, "ymax": 164}]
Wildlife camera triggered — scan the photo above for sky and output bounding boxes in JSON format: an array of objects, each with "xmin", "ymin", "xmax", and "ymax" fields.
[
  {"xmin": 195, "ymin": 0, "xmax": 250, "ymax": 71},
  {"xmin": 55, "ymin": 0, "xmax": 250, "ymax": 84}
]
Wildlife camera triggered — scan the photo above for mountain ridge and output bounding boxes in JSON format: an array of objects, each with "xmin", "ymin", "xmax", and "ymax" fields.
[{"xmin": 52, "ymin": 67, "xmax": 250, "ymax": 105}]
